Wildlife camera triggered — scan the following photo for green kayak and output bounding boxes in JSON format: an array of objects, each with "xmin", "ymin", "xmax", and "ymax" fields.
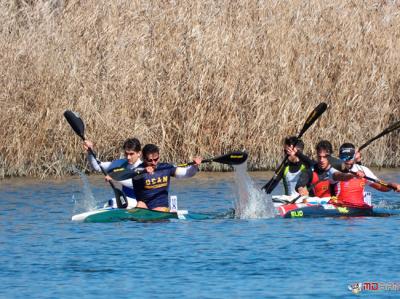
[{"xmin": 72, "ymin": 207, "xmax": 214, "ymax": 223}]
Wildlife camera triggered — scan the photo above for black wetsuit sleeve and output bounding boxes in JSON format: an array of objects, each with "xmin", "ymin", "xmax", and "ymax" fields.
[
  {"xmin": 295, "ymin": 169, "xmax": 313, "ymax": 190},
  {"xmin": 328, "ymin": 156, "xmax": 345, "ymax": 171},
  {"xmin": 296, "ymin": 152, "xmax": 315, "ymax": 168}
]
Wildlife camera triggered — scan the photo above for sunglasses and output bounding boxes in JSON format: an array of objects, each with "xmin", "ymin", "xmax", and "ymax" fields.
[
  {"xmin": 145, "ymin": 157, "xmax": 159, "ymax": 163},
  {"xmin": 339, "ymin": 154, "xmax": 355, "ymax": 162}
]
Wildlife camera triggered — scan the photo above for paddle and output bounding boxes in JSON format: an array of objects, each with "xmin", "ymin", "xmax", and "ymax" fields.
[
  {"xmin": 358, "ymin": 120, "xmax": 400, "ymax": 151},
  {"xmin": 63, "ymin": 110, "xmax": 128, "ymax": 208},
  {"xmin": 349, "ymin": 171, "xmax": 397, "ymax": 191},
  {"xmin": 108, "ymin": 151, "xmax": 248, "ymax": 181},
  {"xmin": 177, "ymin": 151, "xmax": 248, "ymax": 167},
  {"xmin": 262, "ymin": 102, "xmax": 328, "ymax": 194}
]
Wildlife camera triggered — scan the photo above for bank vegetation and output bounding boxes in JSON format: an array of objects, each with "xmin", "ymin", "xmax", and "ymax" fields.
[{"xmin": 1, "ymin": 0, "xmax": 400, "ymax": 178}]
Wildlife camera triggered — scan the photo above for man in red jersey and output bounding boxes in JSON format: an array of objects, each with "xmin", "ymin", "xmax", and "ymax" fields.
[
  {"xmin": 329, "ymin": 143, "xmax": 400, "ymax": 208},
  {"xmin": 295, "ymin": 140, "xmax": 361, "ymax": 198}
]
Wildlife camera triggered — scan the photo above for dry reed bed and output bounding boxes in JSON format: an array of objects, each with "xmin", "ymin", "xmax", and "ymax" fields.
[{"xmin": 1, "ymin": 0, "xmax": 400, "ymax": 178}]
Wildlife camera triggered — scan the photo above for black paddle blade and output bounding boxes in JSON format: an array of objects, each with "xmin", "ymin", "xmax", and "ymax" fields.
[
  {"xmin": 262, "ymin": 176, "xmax": 281, "ymax": 193},
  {"xmin": 212, "ymin": 151, "xmax": 248, "ymax": 165},
  {"xmin": 298, "ymin": 102, "xmax": 328, "ymax": 138},
  {"xmin": 64, "ymin": 110, "xmax": 85, "ymax": 140},
  {"xmin": 113, "ymin": 188, "xmax": 128, "ymax": 209}
]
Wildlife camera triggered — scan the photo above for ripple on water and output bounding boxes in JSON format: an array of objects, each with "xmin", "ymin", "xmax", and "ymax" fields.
[{"xmin": 1, "ymin": 171, "xmax": 400, "ymax": 298}]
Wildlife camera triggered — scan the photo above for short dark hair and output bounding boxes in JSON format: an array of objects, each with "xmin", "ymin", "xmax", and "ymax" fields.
[
  {"xmin": 123, "ymin": 138, "xmax": 141, "ymax": 152},
  {"xmin": 142, "ymin": 144, "xmax": 159, "ymax": 157},
  {"xmin": 284, "ymin": 136, "xmax": 304, "ymax": 151},
  {"xmin": 316, "ymin": 140, "xmax": 333, "ymax": 154}
]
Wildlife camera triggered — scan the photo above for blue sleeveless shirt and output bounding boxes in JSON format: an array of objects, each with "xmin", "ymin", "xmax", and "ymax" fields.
[{"xmin": 132, "ymin": 163, "xmax": 177, "ymax": 209}]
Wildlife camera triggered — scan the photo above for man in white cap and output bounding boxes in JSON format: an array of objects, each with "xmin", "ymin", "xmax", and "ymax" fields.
[{"xmin": 330, "ymin": 143, "xmax": 400, "ymax": 208}]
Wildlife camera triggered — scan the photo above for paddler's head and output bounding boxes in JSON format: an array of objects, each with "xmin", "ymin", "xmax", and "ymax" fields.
[
  {"xmin": 316, "ymin": 140, "xmax": 333, "ymax": 170},
  {"xmin": 284, "ymin": 136, "xmax": 304, "ymax": 163},
  {"xmin": 123, "ymin": 138, "xmax": 141, "ymax": 164},
  {"xmin": 142, "ymin": 143, "xmax": 160, "ymax": 167},
  {"xmin": 339, "ymin": 143, "xmax": 356, "ymax": 170}
]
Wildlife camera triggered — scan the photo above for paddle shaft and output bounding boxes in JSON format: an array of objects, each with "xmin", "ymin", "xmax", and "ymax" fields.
[
  {"xmin": 263, "ymin": 102, "xmax": 328, "ymax": 193},
  {"xmin": 64, "ymin": 111, "xmax": 128, "ymax": 208},
  {"xmin": 359, "ymin": 120, "xmax": 400, "ymax": 151},
  {"xmin": 109, "ymin": 151, "xmax": 248, "ymax": 181},
  {"xmin": 349, "ymin": 171, "xmax": 397, "ymax": 191},
  {"xmin": 178, "ymin": 151, "xmax": 248, "ymax": 167}
]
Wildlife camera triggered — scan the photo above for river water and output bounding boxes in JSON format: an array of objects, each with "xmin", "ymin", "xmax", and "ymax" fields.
[{"xmin": 1, "ymin": 168, "xmax": 400, "ymax": 298}]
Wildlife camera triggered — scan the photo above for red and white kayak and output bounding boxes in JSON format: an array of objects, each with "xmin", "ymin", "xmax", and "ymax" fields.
[{"xmin": 272, "ymin": 195, "xmax": 399, "ymax": 218}]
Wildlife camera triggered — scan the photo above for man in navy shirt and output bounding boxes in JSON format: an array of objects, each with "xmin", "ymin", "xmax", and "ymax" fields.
[{"xmin": 133, "ymin": 144, "xmax": 202, "ymax": 211}]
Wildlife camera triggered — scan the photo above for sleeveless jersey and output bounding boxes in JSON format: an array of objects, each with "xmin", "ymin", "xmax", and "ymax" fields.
[{"xmin": 282, "ymin": 164, "xmax": 307, "ymax": 196}]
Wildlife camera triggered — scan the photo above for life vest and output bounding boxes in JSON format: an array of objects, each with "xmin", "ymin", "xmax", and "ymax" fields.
[{"xmin": 311, "ymin": 172, "xmax": 332, "ymax": 197}]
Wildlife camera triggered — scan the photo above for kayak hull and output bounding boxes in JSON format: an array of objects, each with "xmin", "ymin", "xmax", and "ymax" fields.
[
  {"xmin": 72, "ymin": 195, "xmax": 400, "ymax": 222},
  {"xmin": 271, "ymin": 195, "xmax": 400, "ymax": 218},
  {"xmin": 72, "ymin": 207, "xmax": 213, "ymax": 223},
  {"xmin": 276, "ymin": 203, "xmax": 400, "ymax": 218}
]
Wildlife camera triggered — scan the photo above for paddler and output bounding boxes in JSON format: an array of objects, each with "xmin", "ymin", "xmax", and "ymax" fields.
[
  {"xmin": 279, "ymin": 136, "xmax": 313, "ymax": 196},
  {"xmin": 328, "ymin": 143, "xmax": 400, "ymax": 208},
  {"xmin": 132, "ymin": 143, "xmax": 202, "ymax": 211},
  {"xmin": 295, "ymin": 140, "xmax": 363, "ymax": 198},
  {"xmin": 83, "ymin": 138, "xmax": 142, "ymax": 207}
]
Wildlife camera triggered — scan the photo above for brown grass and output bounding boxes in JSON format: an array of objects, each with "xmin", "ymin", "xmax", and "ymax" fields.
[{"xmin": 1, "ymin": 0, "xmax": 400, "ymax": 178}]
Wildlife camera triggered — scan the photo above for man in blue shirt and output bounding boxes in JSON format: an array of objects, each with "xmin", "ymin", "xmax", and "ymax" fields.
[{"xmin": 133, "ymin": 144, "xmax": 202, "ymax": 211}]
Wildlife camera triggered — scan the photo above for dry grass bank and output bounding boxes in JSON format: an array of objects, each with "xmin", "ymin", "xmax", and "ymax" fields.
[{"xmin": 1, "ymin": 0, "xmax": 400, "ymax": 178}]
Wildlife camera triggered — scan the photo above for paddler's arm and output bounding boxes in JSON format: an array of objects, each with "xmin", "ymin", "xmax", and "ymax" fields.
[
  {"xmin": 174, "ymin": 157, "xmax": 202, "ymax": 178},
  {"xmin": 355, "ymin": 150, "xmax": 362, "ymax": 165},
  {"xmin": 295, "ymin": 169, "xmax": 313, "ymax": 196},
  {"xmin": 369, "ymin": 182, "xmax": 400, "ymax": 192},
  {"xmin": 332, "ymin": 169, "xmax": 363, "ymax": 181},
  {"xmin": 83, "ymin": 140, "xmax": 112, "ymax": 172},
  {"xmin": 350, "ymin": 165, "xmax": 400, "ymax": 192},
  {"xmin": 328, "ymin": 156, "xmax": 346, "ymax": 172},
  {"xmin": 296, "ymin": 151, "xmax": 315, "ymax": 168},
  {"xmin": 363, "ymin": 167, "xmax": 400, "ymax": 192}
]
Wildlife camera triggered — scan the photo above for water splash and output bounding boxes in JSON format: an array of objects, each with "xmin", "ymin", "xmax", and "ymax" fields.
[
  {"xmin": 71, "ymin": 166, "xmax": 98, "ymax": 212},
  {"xmin": 233, "ymin": 163, "xmax": 275, "ymax": 219}
]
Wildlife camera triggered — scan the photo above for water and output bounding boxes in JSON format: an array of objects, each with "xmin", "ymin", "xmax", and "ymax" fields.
[
  {"xmin": 1, "ymin": 170, "xmax": 400, "ymax": 298},
  {"xmin": 233, "ymin": 163, "xmax": 275, "ymax": 219}
]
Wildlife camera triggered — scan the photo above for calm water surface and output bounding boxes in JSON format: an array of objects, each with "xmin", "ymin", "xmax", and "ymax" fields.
[{"xmin": 1, "ymin": 170, "xmax": 400, "ymax": 298}]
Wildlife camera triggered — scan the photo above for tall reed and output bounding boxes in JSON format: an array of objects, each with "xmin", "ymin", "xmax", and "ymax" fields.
[{"xmin": 1, "ymin": 0, "xmax": 399, "ymax": 178}]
